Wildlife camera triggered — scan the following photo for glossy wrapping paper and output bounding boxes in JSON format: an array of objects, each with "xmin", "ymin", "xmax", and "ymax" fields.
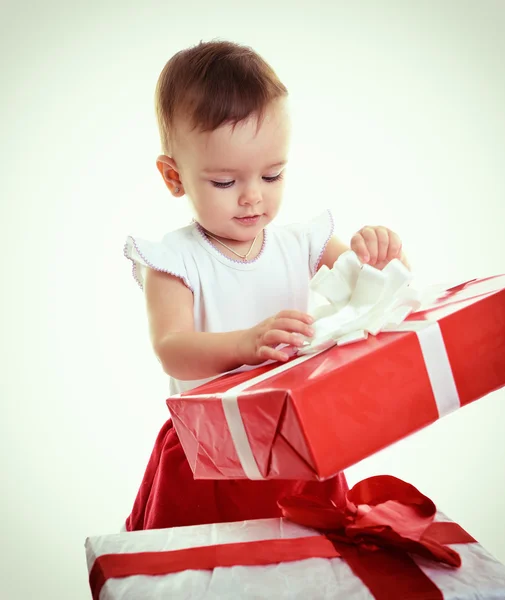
[
  {"xmin": 167, "ymin": 276, "xmax": 505, "ymax": 481},
  {"xmin": 86, "ymin": 475, "xmax": 505, "ymax": 599}
]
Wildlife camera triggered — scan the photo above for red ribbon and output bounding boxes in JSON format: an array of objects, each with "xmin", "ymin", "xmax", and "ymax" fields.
[
  {"xmin": 278, "ymin": 475, "xmax": 475, "ymax": 599},
  {"xmin": 279, "ymin": 474, "xmax": 469, "ymax": 567},
  {"xmin": 89, "ymin": 476, "xmax": 475, "ymax": 600}
]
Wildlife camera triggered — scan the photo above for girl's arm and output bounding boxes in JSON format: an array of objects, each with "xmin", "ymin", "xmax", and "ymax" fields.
[{"xmin": 144, "ymin": 269, "xmax": 314, "ymax": 381}]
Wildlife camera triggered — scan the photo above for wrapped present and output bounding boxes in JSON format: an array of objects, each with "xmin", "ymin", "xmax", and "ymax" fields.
[
  {"xmin": 167, "ymin": 255, "xmax": 505, "ymax": 480},
  {"xmin": 86, "ymin": 475, "xmax": 505, "ymax": 599}
]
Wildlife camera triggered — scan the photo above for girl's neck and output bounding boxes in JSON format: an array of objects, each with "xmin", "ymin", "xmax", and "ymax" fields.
[{"xmin": 198, "ymin": 225, "xmax": 265, "ymax": 263}]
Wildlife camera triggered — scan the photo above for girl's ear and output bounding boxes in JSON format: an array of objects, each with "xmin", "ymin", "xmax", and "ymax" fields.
[{"xmin": 156, "ymin": 155, "xmax": 184, "ymax": 197}]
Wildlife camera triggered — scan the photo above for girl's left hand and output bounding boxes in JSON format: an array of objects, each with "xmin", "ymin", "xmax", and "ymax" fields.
[{"xmin": 351, "ymin": 226, "xmax": 410, "ymax": 271}]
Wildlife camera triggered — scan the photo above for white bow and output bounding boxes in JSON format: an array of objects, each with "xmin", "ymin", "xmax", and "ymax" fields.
[{"xmin": 300, "ymin": 251, "xmax": 440, "ymax": 354}]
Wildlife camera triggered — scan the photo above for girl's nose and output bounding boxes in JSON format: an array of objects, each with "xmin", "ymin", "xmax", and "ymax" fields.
[{"xmin": 238, "ymin": 184, "xmax": 262, "ymax": 206}]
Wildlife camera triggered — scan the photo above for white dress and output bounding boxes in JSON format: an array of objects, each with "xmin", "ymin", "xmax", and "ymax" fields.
[{"xmin": 124, "ymin": 210, "xmax": 334, "ymax": 394}]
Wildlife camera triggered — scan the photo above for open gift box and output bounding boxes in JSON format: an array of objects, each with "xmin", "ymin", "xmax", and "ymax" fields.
[
  {"xmin": 86, "ymin": 475, "xmax": 505, "ymax": 599},
  {"xmin": 167, "ymin": 268, "xmax": 505, "ymax": 481}
]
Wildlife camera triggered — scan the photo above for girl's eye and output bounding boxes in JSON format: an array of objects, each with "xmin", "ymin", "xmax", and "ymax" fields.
[
  {"xmin": 211, "ymin": 180, "xmax": 234, "ymax": 189},
  {"xmin": 263, "ymin": 172, "xmax": 284, "ymax": 183},
  {"xmin": 211, "ymin": 172, "xmax": 284, "ymax": 188}
]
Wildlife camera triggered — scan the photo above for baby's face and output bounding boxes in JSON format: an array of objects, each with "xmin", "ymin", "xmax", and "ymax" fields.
[{"xmin": 173, "ymin": 99, "xmax": 290, "ymax": 243}]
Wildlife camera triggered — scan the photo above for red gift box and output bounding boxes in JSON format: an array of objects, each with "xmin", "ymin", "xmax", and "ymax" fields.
[
  {"xmin": 167, "ymin": 276, "xmax": 505, "ymax": 480},
  {"xmin": 86, "ymin": 476, "xmax": 505, "ymax": 600}
]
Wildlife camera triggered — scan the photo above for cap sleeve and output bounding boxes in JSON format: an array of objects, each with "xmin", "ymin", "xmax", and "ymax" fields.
[
  {"xmin": 307, "ymin": 209, "xmax": 335, "ymax": 277},
  {"xmin": 123, "ymin": 236, "xmax": 193, "ymax": 292}
]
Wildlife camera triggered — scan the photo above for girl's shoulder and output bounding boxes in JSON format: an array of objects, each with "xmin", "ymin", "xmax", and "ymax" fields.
[
  {"xmin": 274, "ymin": 208, "xmax": 334, "ymax": 239},
  {"xmin": 270, "ymin": 209, "xmax": 335, "ymax": 277},
  {"xmin": 125, "ymin": 223, "xmax": 196, "ymax": 256},
  {"xmin": 124, "ymin": 223, "xmax": 198, "ymax": 291}
]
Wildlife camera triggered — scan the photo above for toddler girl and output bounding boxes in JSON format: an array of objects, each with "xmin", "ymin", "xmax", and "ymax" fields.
[{"xmin": 124, "ymin": 40, "xmax": 408, "ymax": 531}]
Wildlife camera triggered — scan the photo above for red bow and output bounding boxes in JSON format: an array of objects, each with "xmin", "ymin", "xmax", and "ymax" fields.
[{"xmin": 279, "ymin": 474, "xmax": 467, "ymax": 568}]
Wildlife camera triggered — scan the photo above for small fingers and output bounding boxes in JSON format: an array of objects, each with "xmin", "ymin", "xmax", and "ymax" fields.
[
  {"xmin": 359, "ymin": 227, "xmax": 379, "ymax": 265},
  {"xmin": 273, "ymin": 318, "xmax": 314, "ymax": 337},
  {"xmin": 352, "ymin": 227, "xmax": 403, "ymax": 266},
  {"xmin": 258, "ymin": 345, "xmax": 290, "ymax": 362},
  {"xmin": 375, "ymin": 226, "xmax": 390, "ymax": 263},
  {"xmin": 350, "ymin": 233, "xmax": 370, "ymax": 263},
  {"xmin": 386, "ymin": 229, "xmax": 402, "ymax": 261},
  {"xmin": 275, "ymin": 310, "xmax": 314, "ymax": 324},
  {"xmin": 263, "ymin": 329, "xmax": 306, "ymax": 348}
]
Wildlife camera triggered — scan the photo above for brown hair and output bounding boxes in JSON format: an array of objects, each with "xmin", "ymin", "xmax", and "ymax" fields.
[{"xmin": 155, "ymin": 40, "xmax": 288, "ymax": 154}]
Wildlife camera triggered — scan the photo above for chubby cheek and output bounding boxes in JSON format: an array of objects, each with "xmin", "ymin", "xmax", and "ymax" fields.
[
  {"xmin": 265, "ymin": 183, "xmax": 284, "ymax": 216},
  {"xmin": 191, "ymin": 183, "xmax": 234, "ymax": 223}
]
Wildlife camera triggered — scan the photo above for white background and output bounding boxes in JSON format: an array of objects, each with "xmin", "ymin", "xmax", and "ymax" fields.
[{"xmin": 2, "ymin": 1, "xmax": 504, "ymax": 598}]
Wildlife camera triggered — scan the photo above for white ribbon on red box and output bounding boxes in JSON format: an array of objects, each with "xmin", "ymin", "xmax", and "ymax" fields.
[
  {"xmin": 220, "ymin": 252, "xmax": 461, "ymax": 480},
  {"xmin": 301, "ymin": 251, "xmax": 440, "ymax": 352}
]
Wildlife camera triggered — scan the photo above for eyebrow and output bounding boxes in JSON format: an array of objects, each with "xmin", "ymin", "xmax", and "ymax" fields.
[{"xmin": 202, "ymin": 161, "xmax": 287, "ymax": 174}]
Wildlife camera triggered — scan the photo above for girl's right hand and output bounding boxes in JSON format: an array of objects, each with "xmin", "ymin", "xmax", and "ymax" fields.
[{"xmin": 238, "ymin": 310, "xmax": 315, "ymax": 365}]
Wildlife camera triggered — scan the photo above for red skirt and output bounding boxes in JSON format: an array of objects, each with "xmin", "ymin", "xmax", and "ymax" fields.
[{"xmin": 125, "ymin": 418, "xmax": 349, "ymax": 531}]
